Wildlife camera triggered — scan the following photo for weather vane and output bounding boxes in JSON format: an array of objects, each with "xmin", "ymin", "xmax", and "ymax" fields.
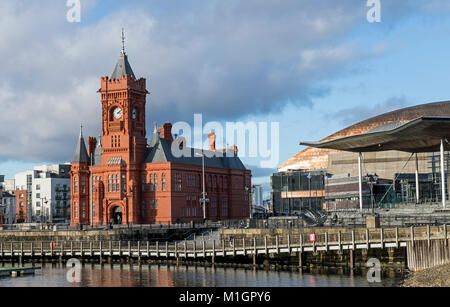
[{"xmin": 121, "ymin": 28, "xmax": 126, "ymax": 54}]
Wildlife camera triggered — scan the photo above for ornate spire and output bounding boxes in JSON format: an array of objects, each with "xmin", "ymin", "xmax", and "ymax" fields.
[
  {"xmin": 121, "ymin": 28, "xmax": 126, "ymax": 55},
  {"xmin": 72, "ymin": 124, "xmax": 89, "ymax": 163},
  {"xmin": 111, "ymin": 28, "xmax": 136, "ymax": 79}
]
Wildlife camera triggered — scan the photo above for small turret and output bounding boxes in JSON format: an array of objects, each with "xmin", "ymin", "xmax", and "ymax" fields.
[{"xmin": 72, "ymin": 125, "xmax": 89, "ymax": 163}]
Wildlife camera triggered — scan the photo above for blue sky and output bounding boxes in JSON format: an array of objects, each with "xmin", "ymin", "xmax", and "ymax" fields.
[{"xmin": 2, "ymin": 1, "xmax": 450, "ymax": 199}]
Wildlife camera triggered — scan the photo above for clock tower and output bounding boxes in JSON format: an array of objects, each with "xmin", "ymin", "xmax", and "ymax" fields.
[
  {"xmin": 95, "ymin": 32, "xmax": 149, "ymax": 224},
  {"xmin": 99, "ymin": 47, "xmax": 149, "ymax": 167}
]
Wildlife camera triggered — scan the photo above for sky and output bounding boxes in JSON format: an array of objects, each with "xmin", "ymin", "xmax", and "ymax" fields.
[{"xmin": 3, "ymin": 0, "xmax": 450, "ymax": 199}]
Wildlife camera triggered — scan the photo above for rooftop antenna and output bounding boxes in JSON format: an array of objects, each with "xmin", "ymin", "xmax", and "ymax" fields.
[
  {"xmin": 121, "ymin": 28, "xmax": 126, "ymax": 55},
  {"xmin": 80, "ymin": 123, "xmax": 84, "ymax": 137}
]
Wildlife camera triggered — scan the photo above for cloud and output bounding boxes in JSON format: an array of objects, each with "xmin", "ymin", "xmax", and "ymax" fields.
[
  {"xmin": 1, "ymin": 0, "xmax": 449, "ymax": 163},
  {"xmin": 331, "ymin": 96, "xmax": 408, "ymax": 126}
]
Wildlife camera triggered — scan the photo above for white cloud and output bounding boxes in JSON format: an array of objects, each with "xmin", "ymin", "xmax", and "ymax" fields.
[{"xmin": 1, "ymin": 0, "xmax": 448, "ymax": 163}]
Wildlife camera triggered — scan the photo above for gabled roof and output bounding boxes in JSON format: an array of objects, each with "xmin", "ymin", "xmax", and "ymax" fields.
[
  {"xmin": 111, "ymin": 52, "xmax": 136, "ymax": 80},
  {"xmin": 143, "ymin": 130, "xmax": 247, "ymax": 170},
  {"xmin": 72, "ymin": 127, "xmax": 89, "ymax": 164}
]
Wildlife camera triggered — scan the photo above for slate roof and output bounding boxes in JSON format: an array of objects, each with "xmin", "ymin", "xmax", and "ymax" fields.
[
  {"xmin": 144, "ymin": 130, "xmax": 247, "ymax": 170},
  {"xmin": 72, "ymin": 128, "xmax": 89, "ymax": 163},
  {"xmin": 111, "ymin": 52, "xmax": 136, "ymax": 79}
]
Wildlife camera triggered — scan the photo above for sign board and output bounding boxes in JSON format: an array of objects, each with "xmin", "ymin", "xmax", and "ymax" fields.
[{"xmin": 309, "ymin": 233, "xmax": 316, "ymax": 242}]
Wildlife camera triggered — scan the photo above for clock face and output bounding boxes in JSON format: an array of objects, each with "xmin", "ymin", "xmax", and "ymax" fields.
[
  {"xmin": 132, "ymin": 108, "xmax": 137, "ymax": 120},
  {"xmin": 113, "ymin": 107, "xmax": 122, "ymax": 119}
]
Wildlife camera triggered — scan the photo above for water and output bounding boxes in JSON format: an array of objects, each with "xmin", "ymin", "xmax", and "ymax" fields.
[{"xmin": 0, "ymin": 263, "xmax": 402, "ymax": 287}]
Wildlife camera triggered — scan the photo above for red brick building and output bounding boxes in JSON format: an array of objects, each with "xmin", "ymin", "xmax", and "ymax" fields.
[
  {"xmin": 70, "ymin": 46, "xmax": 251, "ymax": 225},
  {"xmin": 14, "ymin": 190, "xmax": 27, "ymax": 223}
]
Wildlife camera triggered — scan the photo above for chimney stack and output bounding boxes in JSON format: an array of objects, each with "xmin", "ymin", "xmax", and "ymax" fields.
[
  {"xmin": 160, "ymin": 123, "xmax": 173, "ymax": 144},
  {"xmin": 88, "ymin": 137, "xmax": 97, "ymax": 157},
  {"xmin": 208, "ymin": 132, "xmax": 216, "ymax": 151}
]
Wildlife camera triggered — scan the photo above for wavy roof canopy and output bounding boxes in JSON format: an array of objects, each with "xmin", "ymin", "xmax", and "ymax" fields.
[
  {"xmin": 278, "ymin": 101, "xmax": 450, "ymax": 172},
  {"xmin": 301, "ymin": 117, "xmax": 450, "ymax": 153}
]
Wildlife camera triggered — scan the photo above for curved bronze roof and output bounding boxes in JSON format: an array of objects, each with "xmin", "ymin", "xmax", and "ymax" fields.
[
  {"xmin": 278, "ymin": 100, "xmax": 450, "ymax": 171},
  {"xmin": 301, "ymin": 117, "xmax": 450, "ymax": 153}
]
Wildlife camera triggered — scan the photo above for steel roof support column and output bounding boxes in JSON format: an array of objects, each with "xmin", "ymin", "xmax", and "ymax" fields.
[
  {"xmin": 441, "ymin": 139, "xmax": 446, "ymax": 209},
  {"xmin": 358, "ymin": 152, "xmax": 363, "ymax": 212},
  {"xmin": 415, "ymin": 153, "xmax": 420, "ymax": 204}
]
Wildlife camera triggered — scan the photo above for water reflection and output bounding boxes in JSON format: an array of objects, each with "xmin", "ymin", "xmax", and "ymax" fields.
[{"xmin": 0, "ymin": 262, "xmax": 401, "ymax": 287}]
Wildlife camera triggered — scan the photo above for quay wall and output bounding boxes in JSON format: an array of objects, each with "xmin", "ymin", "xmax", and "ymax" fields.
[{"xmin": 0, "ymin": 228, "xmax": 202, "ymax": 242}]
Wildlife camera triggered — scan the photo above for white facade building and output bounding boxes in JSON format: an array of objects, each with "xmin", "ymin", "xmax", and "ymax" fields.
[
  {"xmin": 1, "ymin": 191, "xmax": 16, "ymax": 224},
  {"xmin": 14, "ymin": 164, "xmax": 71, "ymax": 224}
]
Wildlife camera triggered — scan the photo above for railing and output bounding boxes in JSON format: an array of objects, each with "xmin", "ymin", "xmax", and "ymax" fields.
[{"xmin": 0, "ymin": 225, "xmax": 447, "ymax": 260}]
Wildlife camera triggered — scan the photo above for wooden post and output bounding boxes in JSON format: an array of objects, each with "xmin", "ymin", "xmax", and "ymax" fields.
[
  {"xmin": 30, "ymin": 242, "xmax": 34, "ymax": 258},
  {"xmin": 184, "ymin": 239, "xmax": 187, "ymax": 258},
  {"xmin": 324, "ymin": 232, "xmax": 328, "ymax": 251},
  {"xmin": 222, "ymin": 239, "xmax": 225, "ymax": 257},
  {"xmin": 299, "ymin": 233, "xmax": 303, "ymax": 252},
  {"xmin": 109, "ymin": 241, "xmax": 112, "ymax": 257},
  {"xmin": 81, "ymin": 241, "xmax": 83, "ymax": 258},
  {"xmin": 194, "ymin": 241, "xmax": 197, "ymax": 259},
  {"xmin": 380, "ymin": 228, "xmax": 384, "ymax": 249},
  {"xmin": 202, "ymin": 239, "xmax": 206, "ymax": 257},
  {"xmin": 119, "ymin": 241, "xmax": 122, "ymax": 257},
  {"xmin": 99, "ymin": 241, "xmax": 103, "ymax": 263},
  {"xmin": 70, "ymin": 241, "xmax": 73, "ymax": 256},
  {"xmin": 128, "ymin": 241, "xmax": 131, "ymax": 257},
  {"xmin": 253, "ymin": 237, "xmax": 257, "ymax": 265},
  {"xmin": 137, "ymin": 241, "xmax": 141, "ymax": 257},
  {"xmin": 351, "ymin": 230, "xmax": 355, "ymax": 251},
  {"xmin": 299, "ymin": 251, "xmax": 303, "ymax": 270},
  {"xmin": 147, "ymin": 241, "xmax": 150, "ymax": 257},
  {"xmin": 349, "ymin": 249, "xmax": 354, "ymax": 270},
  {"xmin": 156, "ymin": 241, "xmax": 159, "ymax": 257},
  {"xmin": 287, "ymin": 234, "xmax": 291, "ymax": 253},
  {"xmin": 264, "ymin": 236, "xmax": 268, "ymax": 255},
  {"xmin": 175, "ymin": 242, "xmax": 178, "ymax": 260},
  {"xmin": 366, "ymin": 229, "xmax": 370, "ymax": 249},
  {"xmin": 338, "ymin": 231, "xmax": 342, "ymax": 252},
  {"xmin": 275, "ymin": 235, "xmax": 279, "ymax": 254},
  {"xmin": 395, "ymin": 227, "xmax": 399, "ymax": 248},
  {"xmin": 411, "ymin": 226, "xmax": 415, "ymax": 248},
  {"xmin": 90, "ymin": 241, "xmax": 93, "ymax": 256},
  {"xmin": 165, "ymin": 242, "xmax": 168, "ymax": 258},
  {"xmin": 444, "ymin": 224, "xmax": 448, "ymax": 247},
  {"xmin": 427, "ymin": 225, "xmax": 431, "ymax": 249},
  {"xmin": 20, "ymin": 242, "xmax": 23, "ymax": 264},
  {"xmin": 232, "ymin": 239, "xmax": 236, "ymax": 256},
  {"xmin": 212, "ymin": 240, "xmax": 215, "ymax": 264}
]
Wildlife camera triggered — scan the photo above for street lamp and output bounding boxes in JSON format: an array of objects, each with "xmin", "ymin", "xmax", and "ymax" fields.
[
  {"xmin": 307, "ymin": 173, "xmax": 312, "ymax": 211},
  {"xmin": 195, "ymin": 151, "xmax": 209, "ymax": 222},
  {"xmin": 367, "ymin": 174, "xmax": 378, "ymax": 214},
  {"xmin": 38, "ymin": 197, "xmax": 49, "ymax": 224}
]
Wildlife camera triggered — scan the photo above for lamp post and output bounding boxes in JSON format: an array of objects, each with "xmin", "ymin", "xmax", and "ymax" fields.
[
  {"xmin": 195, "ymin": 151, "xmax": 208, "ymax": 222},
  {"xmin": 367, "ymin": 174, "xmax": 378, "ymax": 214},
  {"xmin": 38, "ymin": 197, "xmax": 49, "ymax": 224},
  {"xmin": 307, "ymin": 173, "xmax": 312, "ymax": 211}
]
